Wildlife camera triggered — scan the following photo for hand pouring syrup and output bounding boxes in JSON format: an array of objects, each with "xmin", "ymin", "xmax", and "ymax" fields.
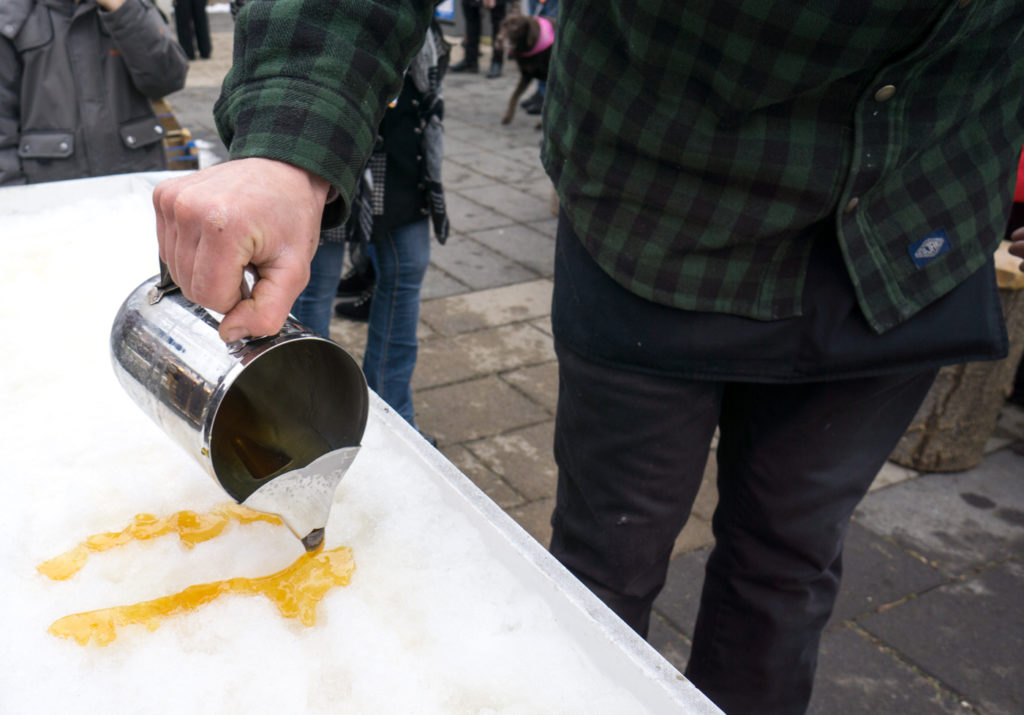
[{"xmin": 110, "ymin": 266, "xmax": 369, "ymax": 551}]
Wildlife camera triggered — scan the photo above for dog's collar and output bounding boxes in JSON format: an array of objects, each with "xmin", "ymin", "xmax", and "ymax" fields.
[{"xmin": 521, "ymin": 15, "xmax": 555, "ymax": 57}]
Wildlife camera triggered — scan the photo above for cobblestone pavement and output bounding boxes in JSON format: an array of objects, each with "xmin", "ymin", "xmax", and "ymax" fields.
[{"xmin": 166, "ymin": 11, "xmax": 1024, "ymax": 713}]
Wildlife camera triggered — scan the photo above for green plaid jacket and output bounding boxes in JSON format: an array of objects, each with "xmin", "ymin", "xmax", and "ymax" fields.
[
  {"xmin": 542, "ymin": 0, "xmax": 1024, "ymax": 333},
  {"xmin": 217, "ymin": 0, "xmax": 1024, "ymax": 334},
  {"xmin": 214, "ymin": 0, "xmax": 436, "ymax": 225}
]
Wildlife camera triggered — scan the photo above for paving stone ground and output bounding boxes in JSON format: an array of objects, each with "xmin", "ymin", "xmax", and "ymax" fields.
[{"xmin": 167, "ymin": 11, "xmax": 1024, "ymax": 712}]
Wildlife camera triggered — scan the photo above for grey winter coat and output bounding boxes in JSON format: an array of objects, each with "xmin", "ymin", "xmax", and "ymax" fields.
[{"xmin": 0, "ymin": 0, "xmax": 189, "ymax": 186}]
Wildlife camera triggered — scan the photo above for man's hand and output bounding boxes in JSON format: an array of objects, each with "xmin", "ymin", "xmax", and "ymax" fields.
[
  {"xmin": 95, "ymin": 0, "xmax": 127, "ymax": 11},
  {"xmin": 1011, "ymin": 226, "xmax": 1024, "ymax": 272},
  {"xmin": 153, "ymin": 158, "xmax": 330, "ymax": 342}
]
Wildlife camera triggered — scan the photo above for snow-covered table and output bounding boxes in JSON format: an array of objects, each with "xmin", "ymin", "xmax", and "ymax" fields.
[{"xmin": 0, "ymin": 173, "xmax": 720, "ymax": 714}]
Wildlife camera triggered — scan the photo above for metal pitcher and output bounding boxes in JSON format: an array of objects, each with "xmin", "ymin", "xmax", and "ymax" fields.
[{"xmin": 110, "ymin": 269, "xmax": 369, "ymax": 551}]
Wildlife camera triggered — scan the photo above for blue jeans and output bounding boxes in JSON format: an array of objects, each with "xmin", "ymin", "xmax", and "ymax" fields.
[
  {"xmin": 363, "ymin": 219, "xmax": 431, "ymax": 426},
  {"xmin": 291, "ymin": 241, "xmax": 346, "ymax": 338}
]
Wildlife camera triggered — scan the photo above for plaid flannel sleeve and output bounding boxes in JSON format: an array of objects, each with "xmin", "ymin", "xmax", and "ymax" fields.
[{"xmin": 214, "ymin": 0, "xmax": 435, "ymax": 224}]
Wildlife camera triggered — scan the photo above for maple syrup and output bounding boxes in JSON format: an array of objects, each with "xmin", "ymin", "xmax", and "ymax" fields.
[
  {"xmin": 37, "ymin": 504, "xmax": 281, "ymax": 581},
  {"xmin": 40, "ymin": 505, "xmax": 355, "ymax": 646}
]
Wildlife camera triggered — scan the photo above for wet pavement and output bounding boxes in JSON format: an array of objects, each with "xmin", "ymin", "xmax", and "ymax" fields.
[{"xmin": 165, "ymin": 11, "xmax": 1024, "ymax": 713}]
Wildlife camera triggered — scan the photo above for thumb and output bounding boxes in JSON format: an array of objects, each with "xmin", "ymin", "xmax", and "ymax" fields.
[{"xmin": 217, "ymin": 271, "xmax": 299, "ymax": 343}]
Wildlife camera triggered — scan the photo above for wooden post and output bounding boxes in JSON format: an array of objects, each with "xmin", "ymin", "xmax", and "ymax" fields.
[{"xmin": 889, "ymin": 242, "xmax": 1024, "ymax": 472}]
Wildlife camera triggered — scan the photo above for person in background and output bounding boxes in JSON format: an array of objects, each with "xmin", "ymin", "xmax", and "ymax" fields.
[
  {"xmin": 449, "ymin": 0, "xmax": 506, "ymax": 78},
  {"xmin": 151, "ymin": 2, "xmax": 1024, "ymax": 712},
  {"xmin": 0, "ymin": 0, "xmax": 189, "ymax": 187},
  {"xmin": 173, "ymin": 0, "xmax": 211, "ymax": 60},
  {"xmin": 292, "ymin": 21, "xmax": 449, "ymax": 433}
]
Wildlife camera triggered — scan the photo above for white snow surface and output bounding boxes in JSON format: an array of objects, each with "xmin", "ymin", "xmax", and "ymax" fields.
[{"xmin": 0, "ymin": 175, "xmax": 714, "ymax": 715}]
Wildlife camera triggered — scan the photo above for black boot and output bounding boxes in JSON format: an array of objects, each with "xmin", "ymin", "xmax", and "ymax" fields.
[
  {"xmin": 334, "ymin": 288, "xmax": 373, "ymax": 322},
  {"xmin": 486, "ymin": 55, "xmax": 503, "ymax": 79},
  {"xmin": 336, "ymin": 261, "xmax": 375, "ymax": 298},
  {"xmin": 450, "ymin": 57, "xmax": 479, "ymax": 73},
  {"xmin": 520, "ymin": 89, "xmax": 543, "ymax": 109}
]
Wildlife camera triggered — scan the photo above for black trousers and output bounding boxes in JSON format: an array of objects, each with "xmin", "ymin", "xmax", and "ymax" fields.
[
  {"xmin": 174, "ymin": 0, "xmax": 212, "ymax": 60},
  {"xmin": 550, "ymin": 341, "xmax": 937, "ymax": 714},
  {"xmin": 461, "ymin": 0, "xmax": 506, "ymax": 62}
]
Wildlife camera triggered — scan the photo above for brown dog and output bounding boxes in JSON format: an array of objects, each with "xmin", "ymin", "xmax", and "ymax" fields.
[{"xmin": 496, "ymin": 14, "xmax": 556, "ymax": 125}]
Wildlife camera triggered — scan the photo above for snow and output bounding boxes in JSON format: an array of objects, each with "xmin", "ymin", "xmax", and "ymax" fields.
[{"xmin": 0, "ymin": 174, "xmax": 711, "ymax": 715}]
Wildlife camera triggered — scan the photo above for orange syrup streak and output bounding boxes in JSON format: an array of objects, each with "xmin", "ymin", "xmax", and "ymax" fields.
[
  {"xmin": 47, "ymin": 546, "xmax": 355, "ymax": 646},
  {"xmin": 39, "ymin": 504, "xmax": 355, "ymax": 647},
  {"xmin": 37, "ymin": 504, "xmax": 282, "ymax": 581}
]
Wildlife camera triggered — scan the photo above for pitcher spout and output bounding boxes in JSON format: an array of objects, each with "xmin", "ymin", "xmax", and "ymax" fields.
[{"xmin": 240, "ymin": 446, "xmax": 361, "ymax": 551}]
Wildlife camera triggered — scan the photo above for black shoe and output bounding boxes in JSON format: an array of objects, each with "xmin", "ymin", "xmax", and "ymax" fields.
[
  {"xmin": 336, "ymin": 264, "xmax": 375, "ymax": 298},
  {"xmin": 486, "ymin": 60, "xmax": 503, "ymax": 79},
  {"xmin": 450, "ymin": 58, "xmax": 479, "ymax": 73},
  {"xmin": 520, "ymin": 90, "xmax": 542, "ymax": 109},
  {"xmin": 524, "ymin": 96, "xmax": 544, "ymax": 115},
  {"xmin": 333, "ymin": 289, "xmax": 373, "ymax": 321},
  {"xmin": 419, "ymin": 431, "xmax": 439, "ymax": 448}
]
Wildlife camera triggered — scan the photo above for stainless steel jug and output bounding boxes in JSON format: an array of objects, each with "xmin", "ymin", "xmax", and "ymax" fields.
[{"xmin": 110, "ymin": 271, "xmax": 369, "ymax": 551}]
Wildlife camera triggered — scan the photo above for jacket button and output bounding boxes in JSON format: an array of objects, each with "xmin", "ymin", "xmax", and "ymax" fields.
[
  {"xmin": 155, "ymin": 125, "xmax": 164, "ymax": 135},
  {"xmin": 874, "ymin": 84, "xmax": 896, "ymax": 102},
  {"xmin": 59, "ymin": 142, "xmax": 69, "ymax": 152},
  {"xmin": 126, "ymin": 135, "xmax": 136, "ymax": 145},
  {"xmin": 844, "ymin": 197, "xmax": 860, "ymax": 213}
]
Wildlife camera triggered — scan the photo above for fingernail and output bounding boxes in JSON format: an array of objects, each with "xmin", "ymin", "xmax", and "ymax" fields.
[{"xmin": 224, "ymin": 328, "xmax": 248, "ymax": 343}]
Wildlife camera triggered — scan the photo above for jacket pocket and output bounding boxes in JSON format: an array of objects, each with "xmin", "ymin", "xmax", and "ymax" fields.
[
  {"xmin": 19, "ymin": 131, "xmax": 74, "ymax": 159},
  {"xmin": 12, "ymin": 6, "xmax": 54, "ymax": 52},
  {"xmin": 119, "ymin": 117, "xmax": 166, "ymax": 150}
]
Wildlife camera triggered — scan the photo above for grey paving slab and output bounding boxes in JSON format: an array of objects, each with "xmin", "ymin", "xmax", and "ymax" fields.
[
  {"xmin": 465, "ymin": 420, "xmax": 557, "ymax": 502},
  {"xmin": 428, "ymin": 233, "xmax": 537, "ymax": 288},
  {"xmin": 469, "ymin": 222, "xmax": 556, "ymax": 277},
  {"xmin": 529, "ymin": 315, "xmax": 553, "ymax": 337},
  {"xmin": 828, "ymin": 522, "xmax": 946, "ymax": 628},
  {"xmin": 525, "ymin": 216, "xmax": 559, "ymax": 236},
  {"xmin": 502, "ymin": 362, "xmax": 559, "ymax": 414},
  {"xmin": 441, "ymin": 159, "xmax": 500, "ymax": 191},
  {"xmin": 871, "ymin": 459, "xmax": 921, "ymax": 492},
  {"xmin": 419, "ymin": 279, "xmax": 553, "ymax": 336},
  {"xmin": 415, "ymin": 375, "xmax": 550, "ymax": 444},
  {"xmin": 505, "ymin": 496, "xmax": 556, "ymax": 548},
  {"xmin": 413, "ymin": 323, "xmax": 556, "ymax": 389},
  {"xmin": 447, "ymin": 151, "xmax": 543, "ymax": 186},
  {"xmin": 438, "ymin": 132, "xmax": 480, "ymax": 159},
  {"xmin": 648, "ymin": 612, "xmax": 691, "ymax": 674},
  {"xmin": 689, "ymin": 457, "xmax": 719, "ymax": 522},
  {"xmin": 421, "ymin": 262, "xmax": 470, "ymax": 300},
  {"xmin": 854, "ymin": 449, "xmax": 1024, "ymax": 575},
  {"xmin": 445, "ymin": 193, "xmax": 517, "ymax": 233},
  {"xmin": 808, "ymin": 626, "xmax": 965, "ymax": 715},
  {"xmin": 441, "ymin": 444, "xmax": 524, "ymax": 510},
  {"xmin": 671, "ymin": 515, "xmax": 715, "ymax": 557},
  {"xmin": 459, "ymin": 183, "xmax": 554, "ymax": 224},
  {"xmin": 653, "ymin": 546, "xmax": 710, "ymax": 638},
  {"xmin": 857, "ymin": 559, "xmax": 1024, "ymax": 715}
]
